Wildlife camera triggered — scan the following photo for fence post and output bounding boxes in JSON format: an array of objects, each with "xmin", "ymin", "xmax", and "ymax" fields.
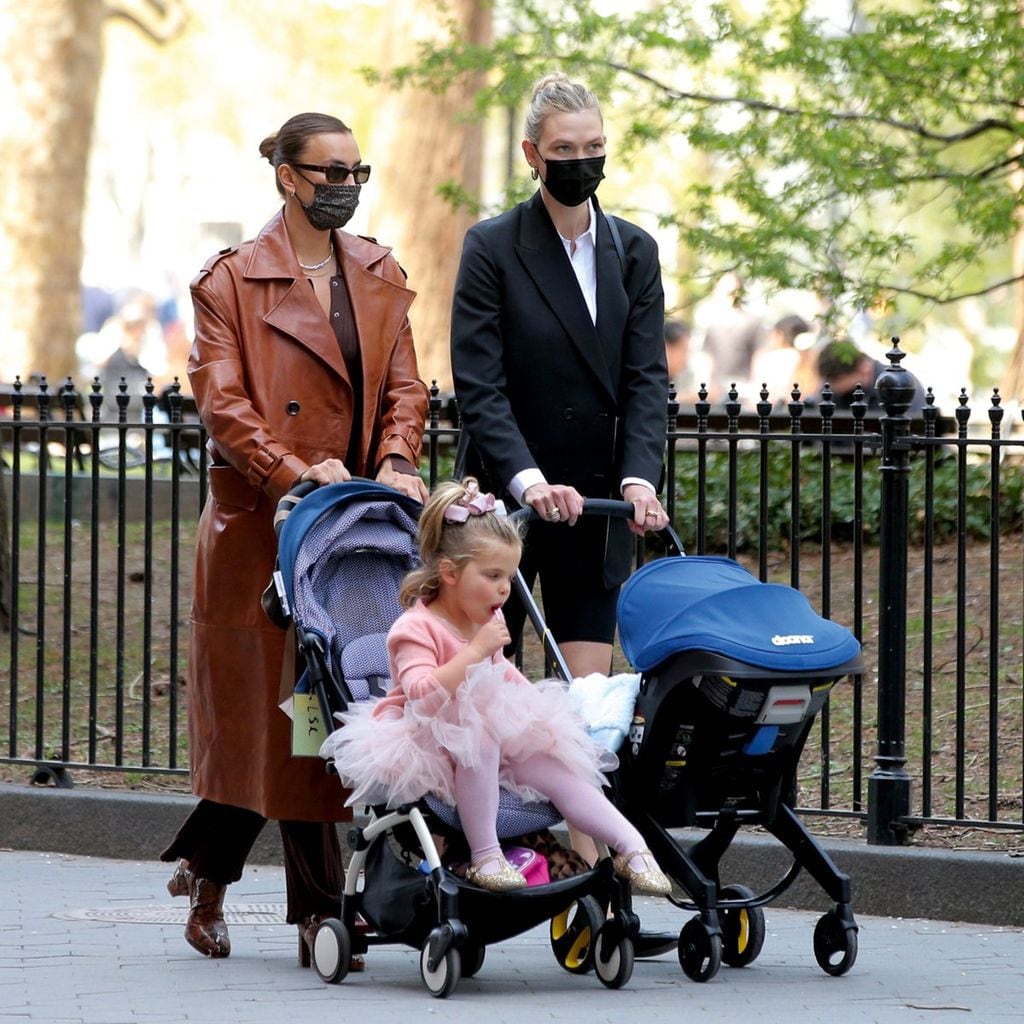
[{"xmin": 867, "ymin": 339, "xmax": 915, "ymax": 844}]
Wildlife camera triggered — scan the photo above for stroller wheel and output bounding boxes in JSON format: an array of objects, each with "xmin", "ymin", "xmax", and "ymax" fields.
[
  {"xmin": 550, "ymin": 896, "xmax": 602, "ymax": 974},
  {"xmin": 718, "ymin": 884, "xmax": 766, "ymax": 968},
  {"xmin": 677, "ymin": 916, "xmax": 722, "ymax": 983},
  {"xmin": 461, "ymin": 942, "xmax": 486, "ymax": 978},
  {"xmin": 813, "ymin": 910, "xmax": 858, "ymax": 976},
  {"xmin": 593, "ymin": 923, "xmax": 634, "ymax": 989},
  {"xmin": 420, "ymin": 938, "xmax": 461, "ymax": 998},
  {"xmin": 312, "ymin": 919, "xmax": 351, "ymax": 984}
]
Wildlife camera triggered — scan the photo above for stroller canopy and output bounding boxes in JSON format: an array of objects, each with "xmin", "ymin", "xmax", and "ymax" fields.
[
  {"xmin": 618, "ymin": 556, "xmax": 861, "ymax": 673},
  {"xmin": 276, "ymin": 480, "xmax": 422, "ymax": 605},
  {"xmin": 276, "ymin": 481, "xmax": 422, "ymax": 692}
]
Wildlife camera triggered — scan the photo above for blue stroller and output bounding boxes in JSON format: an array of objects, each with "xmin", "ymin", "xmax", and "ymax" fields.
[
  {"xmin": 270, "ymin": 481, "xmax": 641, "ymax": 998},
  {"xmin": 613, "ymin": 542, "xmax": 863, "ymax": 982}
]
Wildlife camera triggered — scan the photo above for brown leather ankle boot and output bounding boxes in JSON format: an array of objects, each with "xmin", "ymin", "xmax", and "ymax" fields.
[
  {"xmin": 166, "ymin": 859, "xmax": 191, "ymax": 898},
  {"xmin": 185, "ymin": 877, "xmax": 231, "ymax": 958}
]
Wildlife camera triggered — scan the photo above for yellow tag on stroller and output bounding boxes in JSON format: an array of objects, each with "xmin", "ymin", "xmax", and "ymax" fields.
[{"xmin": 292, "ymin": 692, "xmax": 329, "ymax": 757}]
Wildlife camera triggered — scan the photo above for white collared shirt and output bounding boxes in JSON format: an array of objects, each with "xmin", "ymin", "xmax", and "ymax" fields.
[{"xmin": 558, "ymin": 201, "xmax": 598, "ymax": 325}]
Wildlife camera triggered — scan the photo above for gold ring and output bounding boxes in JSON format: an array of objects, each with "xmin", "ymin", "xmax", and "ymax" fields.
[
  {"xmin": 645, "ymin": 510, "xmax": 658, "ymax": 518},
  {"xmin": 547, "ymin": 508, "xmax": 560, "ymax": 520}
]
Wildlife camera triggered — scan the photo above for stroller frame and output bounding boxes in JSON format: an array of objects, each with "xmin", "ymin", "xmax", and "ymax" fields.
[
  {"xmin": 272, "ymin": 482, "xmax": 642, "ymax": 998},
  {"xmin": 320, "ymin": 801, "xmax": 637, "ymax": 996}
]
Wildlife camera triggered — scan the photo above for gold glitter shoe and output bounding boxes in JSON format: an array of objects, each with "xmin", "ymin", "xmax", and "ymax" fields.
[
  {"xmin": 612, "ymin": 849, "xmax": 672, "ymax": 896},
  {"xmin": 465, "ymin": 854, "xmax": 527, "ymax": 892}
]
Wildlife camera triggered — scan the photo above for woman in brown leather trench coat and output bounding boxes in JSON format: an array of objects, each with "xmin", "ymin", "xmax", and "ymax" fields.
[{"xmin": 161, "ymin": 112, "xmax": 429, "ymax": 965}]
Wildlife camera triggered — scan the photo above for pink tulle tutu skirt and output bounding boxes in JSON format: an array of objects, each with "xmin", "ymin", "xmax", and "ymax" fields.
[{"xmin": 320, "ymin": 659, "xmax": 617, "ymax": 809}]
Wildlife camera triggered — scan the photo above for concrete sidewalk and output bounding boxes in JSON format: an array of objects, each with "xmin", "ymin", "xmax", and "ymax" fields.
[{"xmin": 1, "ymin": 848, "xmax": 1022, "ymax": 1024}]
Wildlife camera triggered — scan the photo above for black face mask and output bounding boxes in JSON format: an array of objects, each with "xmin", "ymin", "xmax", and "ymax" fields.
[
  {"xmin": 297, "ymin": 182, "xmax": 361, "ymax": 231},
  {"xmin": 540, "ymin": 155, "xmax": 605, "ymax": 208}
]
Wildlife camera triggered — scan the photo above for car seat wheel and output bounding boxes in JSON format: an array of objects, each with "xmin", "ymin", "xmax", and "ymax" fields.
[
  {"xmin": 593, "ymin": 923, "xmax": 634, "ymax": 989},
  {"xmin": 677, "ymin": 915, "xmax": 723, "ymax": 982},
  {"xmin": 420, "ymin": 939, "xmax": 461, "ymax": 998},
  {"xmin": 550, "ymin": 896, "xmax": 602, "ymax": 974},
  {"xmin": 813, "ymin": 909, "xmax": 858, "ymax": 976},
  {"xmin": 312, "ymin": 919, "xmax": 351, "ymax": 984},
  {"xmin": 461, "ymin": 942, "xmax": 485, "ymax": 978},
  {"xmin": 718, "ymin": 884, "xmax": 766, "ymax": 968}
]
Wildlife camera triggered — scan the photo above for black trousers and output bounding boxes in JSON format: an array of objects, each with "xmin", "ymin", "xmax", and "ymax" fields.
[{"xmin": 161, "ymin": 799, "xmax": 343, "ymax": 925}]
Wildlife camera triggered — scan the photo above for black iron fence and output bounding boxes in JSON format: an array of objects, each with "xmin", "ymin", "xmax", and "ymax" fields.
[{"xmin": 2, "ymin": 350, "xmax": 1022, "ymax": 844}]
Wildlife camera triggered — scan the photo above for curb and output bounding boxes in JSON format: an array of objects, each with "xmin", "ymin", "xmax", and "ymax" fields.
[{"xmin": 2, "ymin": 783, "xmax": 1020, "ymax": 927}]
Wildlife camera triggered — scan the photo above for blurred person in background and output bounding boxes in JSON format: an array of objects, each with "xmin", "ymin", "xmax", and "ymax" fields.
[
  {"xmin": 692, "ymin": 270, "xmax": 766, "ymax": 403},
  {"xmin": 97, "ymin": 298, "xmax": 163, "ymax": 418},
  {"xmin": 750, "ymin": 313, "xmax": 815, "ymax": 407},
  {"xmin": 813, "ymin": 338, "xmax": 926, "ymax": 414},
  {"xmin": 664, "ymin": 318, "xmax": 694, "ymax": 395}
]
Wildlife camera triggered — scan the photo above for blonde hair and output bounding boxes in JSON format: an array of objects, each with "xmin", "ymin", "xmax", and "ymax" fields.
[
  {"xmin": 524, "ymin": 72, "xmax": 602, "ymax": 145},
  {"xmin": 399, "ymin": 478, "xmax": 523, "ymax": 608}
]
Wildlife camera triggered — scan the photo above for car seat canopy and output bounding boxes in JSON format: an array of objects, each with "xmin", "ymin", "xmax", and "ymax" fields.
[{"xmin": 618, "ymin": 556, "xmax": 862, "ymax": 673}]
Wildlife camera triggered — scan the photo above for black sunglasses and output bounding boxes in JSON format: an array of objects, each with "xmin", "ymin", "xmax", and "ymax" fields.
[{"xmin": 294, "ymin": 162, "xmax": 372, "ymax": 185}]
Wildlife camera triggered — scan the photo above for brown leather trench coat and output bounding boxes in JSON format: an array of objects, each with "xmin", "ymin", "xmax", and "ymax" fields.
[{"xmin": 186, "ymin": 210, "xmax": 428, "ymax": 821}]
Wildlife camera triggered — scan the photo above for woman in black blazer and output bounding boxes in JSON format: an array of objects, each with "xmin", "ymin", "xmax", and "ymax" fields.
[{"xmin": 451, "ymin": 72, "xmax": 668, "ymax": 692}]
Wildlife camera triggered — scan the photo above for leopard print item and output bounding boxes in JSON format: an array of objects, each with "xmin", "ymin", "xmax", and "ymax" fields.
[{"xmin": 506, "ymin": 829, "xmax": 591, "ymax": 880}]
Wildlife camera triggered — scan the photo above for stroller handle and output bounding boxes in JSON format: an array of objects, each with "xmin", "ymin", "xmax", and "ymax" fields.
[
  {"xmin": 273, "ymin": 479, "xmax": 321, "ymax": 538},
  {"xmin": 507, "ymin": 497, "xmax": 685, "ymax": 683},
  {"xmin": 511, "ymin": 498, "xmax": 685, "ymax": 555},
  {"xmin": 510, "ymin": 497, "xmax": 633, "ymax": 524}
]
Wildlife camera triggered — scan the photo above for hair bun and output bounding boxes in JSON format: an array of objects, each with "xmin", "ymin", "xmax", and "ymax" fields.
[
  {"xmin": 258, "ymin": 134, "xmax": 277, "ymax": 162},
  {"xmin": 531, "ymin": 71, "xmax": 571, "ymax": 100}
]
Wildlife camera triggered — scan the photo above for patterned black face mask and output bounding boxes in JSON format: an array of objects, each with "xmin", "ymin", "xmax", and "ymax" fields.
[
  {"xmin": 541, "ymin": 156, "xmax": 605, "ymax": 208},
  {"xmin": 297, "ymin": 182, "xmax": 361, "ymax": 231}
]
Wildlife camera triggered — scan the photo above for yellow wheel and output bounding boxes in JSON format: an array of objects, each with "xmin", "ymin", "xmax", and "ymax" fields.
[
  {"xmin": 719, "ymin": 884, "xmax": 766, "ymax": 968},
  {"xmin": 550, "ymin": 896, "xmax": 602, "ymax": 974}
]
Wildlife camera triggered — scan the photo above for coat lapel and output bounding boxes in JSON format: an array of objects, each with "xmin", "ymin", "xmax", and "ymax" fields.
[
  {"xmin": 337, "ymin": 232, "xmax": 415, "ymax": 409},
  {"xmin": 515, "ymin": 194, "xmax": 616, "ymax": 401},
  {"xmin": 244, "ymin": 211, "xmax": 351, "ymax": 387}
]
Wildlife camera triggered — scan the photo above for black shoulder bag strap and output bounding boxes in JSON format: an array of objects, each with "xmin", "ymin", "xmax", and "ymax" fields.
[{"xmin": 604, "ymin": 211, "xmax": 627, "ymax": 283}]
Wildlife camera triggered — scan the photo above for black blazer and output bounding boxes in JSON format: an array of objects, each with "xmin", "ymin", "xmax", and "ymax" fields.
[{"xmin": 450, "ymin": 192, "xmax": 667, "ymax": 586}]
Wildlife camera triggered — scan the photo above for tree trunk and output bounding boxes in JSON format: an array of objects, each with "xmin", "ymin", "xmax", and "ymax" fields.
[
  {"xmin": 371, "ymin": 0, "xmax": 492, "ymax": 390},
  {"xmin": 0, "ymin": 0, "xmax": 106, "ymax": 383}
]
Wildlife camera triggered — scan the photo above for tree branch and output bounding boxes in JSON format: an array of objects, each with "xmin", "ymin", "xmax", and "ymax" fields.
[
  {"xmin": 103, "ymin": 0, "xmax": 188, "ymax": 42},
  {"xmin": 884, "ymin": 274, "xmax": 1024, "ymax": 304},
  {"xmin": 603, "ymin": 60, "xmax": 1020, "ymax": 145}
]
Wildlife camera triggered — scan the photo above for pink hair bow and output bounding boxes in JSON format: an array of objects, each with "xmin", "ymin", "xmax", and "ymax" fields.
[{"xmin": 443, "ymin": 484, "xmax": 496, "ymax": 522}]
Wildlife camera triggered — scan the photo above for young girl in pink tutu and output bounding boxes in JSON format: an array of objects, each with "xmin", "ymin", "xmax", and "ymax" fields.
[{"xmin": 322, "ymin": 478, "xmax": 672, "ymax": 895}]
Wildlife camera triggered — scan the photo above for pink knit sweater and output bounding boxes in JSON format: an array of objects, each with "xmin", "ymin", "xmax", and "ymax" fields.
[{"xmin": 374, "ymin": 600, "xmax": 529, "ymax": 719}]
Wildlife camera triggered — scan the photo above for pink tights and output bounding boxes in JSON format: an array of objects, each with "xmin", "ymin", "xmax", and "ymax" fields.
[{"xmin": 452, "ymin": 734, "xmax": 646, "ymax": 869}]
